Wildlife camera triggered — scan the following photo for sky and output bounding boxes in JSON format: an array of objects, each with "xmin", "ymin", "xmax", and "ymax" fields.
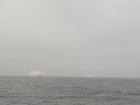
[{"xmin": 0, "ymin": 0, "xmax": 140, "ymax": 77}]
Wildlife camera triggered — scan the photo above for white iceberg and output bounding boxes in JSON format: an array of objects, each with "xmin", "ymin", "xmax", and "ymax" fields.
[{"xmin": 29, "ymin": 71, "xmax": 46, "ymax": 77}]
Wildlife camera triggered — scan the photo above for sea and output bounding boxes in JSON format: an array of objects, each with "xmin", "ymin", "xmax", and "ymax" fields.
[{"xmin": 0, "ymin": 76, "xmax": 140, "ymax": 105}]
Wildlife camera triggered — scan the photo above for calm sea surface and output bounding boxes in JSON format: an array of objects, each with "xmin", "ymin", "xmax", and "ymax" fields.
[{"xmin": 0, "ymin": 77, "xmax": 140, "ymax": 105}]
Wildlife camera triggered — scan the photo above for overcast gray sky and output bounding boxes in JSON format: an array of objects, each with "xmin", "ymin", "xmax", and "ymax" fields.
[{"xmin": 0, "ymin": 0, "xmax": 140, "ymax": 77}]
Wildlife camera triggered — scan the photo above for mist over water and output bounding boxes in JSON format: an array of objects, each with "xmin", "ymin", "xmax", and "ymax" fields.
[
  {"xmin": 0, "ymin": 1, "xmax": 140, "ymax": 105},
  {"xmin": 0, "ymin": 0, "xmax": 140, "ymax": 78}
]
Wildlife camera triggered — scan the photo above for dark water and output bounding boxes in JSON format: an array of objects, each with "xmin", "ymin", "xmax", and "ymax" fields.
[{"xmin": 0, "ymin": 77, "xmax": 140, "ymax": 105}]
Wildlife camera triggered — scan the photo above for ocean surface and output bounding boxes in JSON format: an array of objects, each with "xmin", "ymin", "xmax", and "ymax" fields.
[{"xmin": 0, "ymin": 77, "xmax": 140, "ymax": 105}]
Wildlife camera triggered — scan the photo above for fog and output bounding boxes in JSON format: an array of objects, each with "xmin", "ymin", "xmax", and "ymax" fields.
[{"xmin": 0, "ymin": 0, "xmax": 140, "ymax": 77}]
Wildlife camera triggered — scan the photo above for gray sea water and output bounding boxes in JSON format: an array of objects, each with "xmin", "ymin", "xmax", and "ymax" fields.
[{"xmin": 0, "ymin": 77, "xmax": 140, "ymax": 105}]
